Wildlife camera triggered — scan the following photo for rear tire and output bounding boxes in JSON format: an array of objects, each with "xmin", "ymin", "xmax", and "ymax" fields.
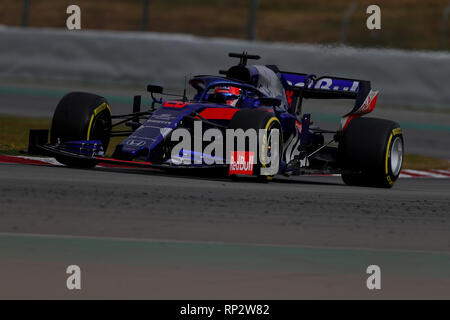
[
  {"xmin": 51, "ymin": 92, "xmax": 112, "ymax": 168},
  {"xmin": 339, "ymin": 117, "xmax": 404, "ymax": 188},
  {"xmin": 227, "ymin": 109, "xmax": 282, "ymax": 181}
]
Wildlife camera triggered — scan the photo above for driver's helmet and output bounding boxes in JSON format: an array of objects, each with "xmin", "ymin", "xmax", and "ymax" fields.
[{"xmin": 214, "ymin": 85, "xmax": 242, "ymax": 107}]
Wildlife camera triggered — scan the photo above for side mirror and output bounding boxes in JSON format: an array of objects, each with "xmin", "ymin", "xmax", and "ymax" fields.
[
  {"xmin": 256, "ymin": 97, "xmax": 281, "ymax": 107},
  {"xmin": 147, "ymin": 85, "xmax": 163, "ymax": 94}
]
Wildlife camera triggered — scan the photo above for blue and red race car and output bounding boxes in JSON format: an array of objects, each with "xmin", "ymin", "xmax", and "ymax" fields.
[{"xmin": 29, "ymin": 52, "xmax": 404, "ymax": 188}]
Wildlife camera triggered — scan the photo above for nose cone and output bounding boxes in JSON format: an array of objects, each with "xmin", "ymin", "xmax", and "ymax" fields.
[{"xmin": 112, "ymin": 142, "xmax": 148, "ymax": 161}]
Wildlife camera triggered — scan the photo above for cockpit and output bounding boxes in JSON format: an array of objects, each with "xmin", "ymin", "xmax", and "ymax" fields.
[
  {"xmin": 189, "ymin": 78, "xmax": 264, "ymax": 108},
  {"xmin": 189, "ymin": 63, "xmax": 288, "ymax": 111}
]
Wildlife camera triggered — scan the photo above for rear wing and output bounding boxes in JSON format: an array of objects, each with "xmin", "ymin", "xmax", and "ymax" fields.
[{"xmin": 279, "ymin": 71, "xmax": 378, "ymax": 118}]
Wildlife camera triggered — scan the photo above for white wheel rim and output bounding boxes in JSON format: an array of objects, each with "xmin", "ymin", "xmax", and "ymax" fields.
[{"xmin": 390, "ymin": 137, "xmax": 403, "ymax": 176}]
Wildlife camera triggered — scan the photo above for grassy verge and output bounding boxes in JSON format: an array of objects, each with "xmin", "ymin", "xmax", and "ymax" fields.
[
  {"xmin": 1, "ymin": 114, "xmax": 449, "ymax": 170},
  {"xmin": 402, "ymin": 154, "xmax": 450, "ymax": 170},
  {"xmin": 0, "ymin": 115, "xmax": 51, "ymax": 155}
]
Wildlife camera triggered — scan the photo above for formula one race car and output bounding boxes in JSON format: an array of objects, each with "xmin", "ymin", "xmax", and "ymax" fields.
[{"xmin": 29, "ymin": 52, "xmax": 404, "ymax": 188}]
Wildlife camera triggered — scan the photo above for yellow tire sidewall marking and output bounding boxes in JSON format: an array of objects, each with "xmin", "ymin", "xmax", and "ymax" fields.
[
  {"xmin": 260, "ymin": 117, "xmax": 282, "ymax": 180},
  {"xmin": 385, "ymin": 133, "xmax": 393, "ymax": 175},
  {"xmin": 385, "ymin": 127, "xmax": 403, "ymax": 185},
  {"xmin": 87, "ymin": 102, "xmax": 111, "ymax": 140}
]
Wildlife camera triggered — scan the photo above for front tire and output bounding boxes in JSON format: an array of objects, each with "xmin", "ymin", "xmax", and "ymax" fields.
[
  {"xmin": 51, "ymin": 92, "xmax": 112, "ymax": 168},
  {"xmin": 339, "ymin": 117, "xmax": 404, "ymax": 188}
]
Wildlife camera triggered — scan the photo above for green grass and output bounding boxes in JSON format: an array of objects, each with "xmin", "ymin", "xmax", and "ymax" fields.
[
  {"xmin": 1, "ymin": 114, "xmax": 448, "ymax": 170},
  {"xmin": 403, "ymin": 154, "xmax": 450, "ymax": 170},
  {"xmin": 0, "ymin": 115, "xmax": 51, "ymax": 155}
]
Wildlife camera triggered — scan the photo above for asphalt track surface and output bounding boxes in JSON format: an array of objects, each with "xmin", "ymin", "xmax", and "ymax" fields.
[
  {"xmin": 1, "ymin": 81, "xmax": 450, "ymax": 298},
  {"xmin": 1, "ymin": 162, "xmax": 450, "ymax": 299}
]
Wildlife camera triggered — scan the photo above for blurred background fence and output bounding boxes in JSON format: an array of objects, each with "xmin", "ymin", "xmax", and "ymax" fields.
[{"xmin": 1, "ymin": 0, "xmax": 449, "ymax": 51}]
